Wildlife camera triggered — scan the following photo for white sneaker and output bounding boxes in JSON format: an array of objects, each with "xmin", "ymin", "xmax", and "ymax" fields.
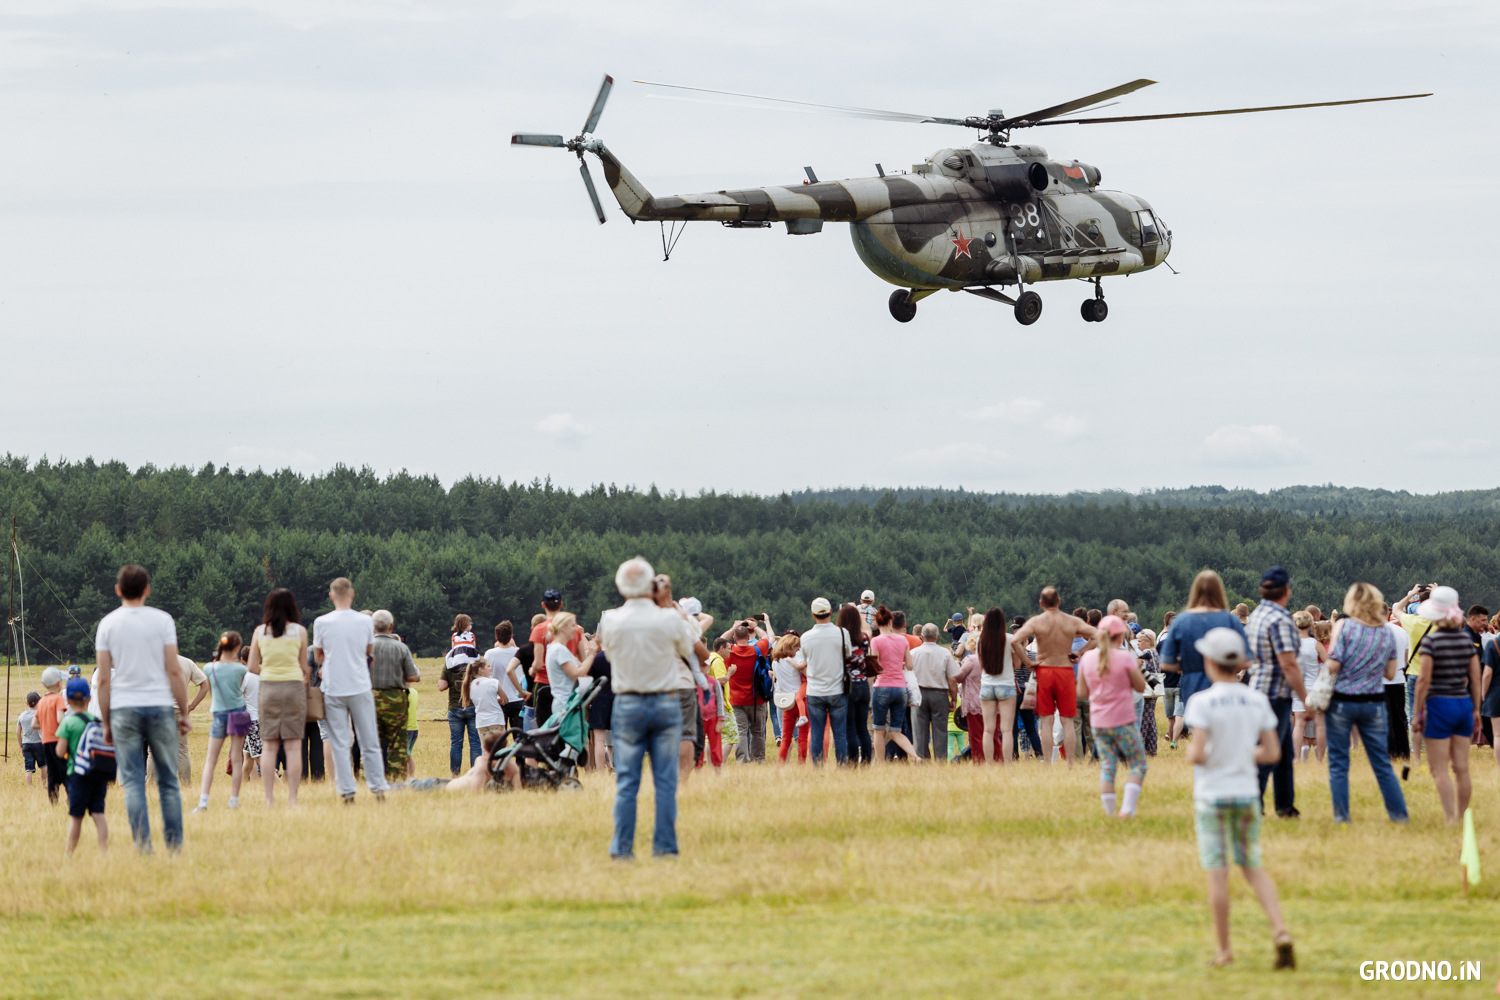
[
  {"xmin": 191, "ymin": 804, "xmax": 208, "ymax": 814},
  {"xmin": 227, "ymin": 797, "xmax": 239, "ymax": 809}
]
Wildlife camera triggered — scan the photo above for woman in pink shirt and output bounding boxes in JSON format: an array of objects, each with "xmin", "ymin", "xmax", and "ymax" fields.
[
  {"xmin": 1077, "ymin": 615, "xmax": 1148, "ymax": 818},
  {"xmin": 869, "ymin": 606, "xmax": 920, "ymax": 765}
]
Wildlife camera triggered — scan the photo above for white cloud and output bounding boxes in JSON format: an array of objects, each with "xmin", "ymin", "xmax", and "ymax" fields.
[
  {"xmin": 1201, "ymin": 424, "xmax": 1307, "ymax": 467},
  {"xmin": 536, "ymin": 412, "xmax": 593, "ymax": 444},
  {"xmin": 969, "ymin": 397, "xmax": 1044, "ymax": 421}
]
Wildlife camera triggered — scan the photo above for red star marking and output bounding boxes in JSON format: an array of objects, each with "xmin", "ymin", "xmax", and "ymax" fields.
[{"xmin": 950, "ymin": 230, "xmax": 974, "ymax": 258}]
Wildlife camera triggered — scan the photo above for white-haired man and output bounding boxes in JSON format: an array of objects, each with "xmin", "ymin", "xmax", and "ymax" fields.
[
  {"xmin": 595, "ymin": 557, "xmax": 699, "ymax": 859},
  {"xmin": 370, "ymin": 610, "xmax": 420, "ymax": 783}
]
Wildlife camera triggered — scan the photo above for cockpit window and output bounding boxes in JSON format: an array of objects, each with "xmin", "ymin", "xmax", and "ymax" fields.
[{"xmin": 1138, "ymin": 210, "xmax": 1160, "ymax": 245}]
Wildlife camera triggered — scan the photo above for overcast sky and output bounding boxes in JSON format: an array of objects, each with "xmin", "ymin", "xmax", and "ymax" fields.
[{"xmin": 2, "ymin": 1, "xmax": 1495, "ymax": 496}]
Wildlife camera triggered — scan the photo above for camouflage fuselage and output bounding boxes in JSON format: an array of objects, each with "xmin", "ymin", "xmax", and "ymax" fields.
[{"xmin": 595, "ymin": 140, "xmax": 1171, "ymax": 289}]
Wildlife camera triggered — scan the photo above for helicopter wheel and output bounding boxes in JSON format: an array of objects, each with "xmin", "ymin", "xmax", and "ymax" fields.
[
  {"xmin": 888, "ymin": 289, "xmax": 917, "ymax": 323},
  {"xmin": 1013, "ymin": 291, "xmax": 1043, "ymax": 326},
  {"xmin": 1081, "ymin": 299, "xmax": 1109, "ymax": 323}
]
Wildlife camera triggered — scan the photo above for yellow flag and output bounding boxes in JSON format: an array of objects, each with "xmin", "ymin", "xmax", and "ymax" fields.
[{"xmin": 1460, "ymin": 807, "xmax": 1481, "ymax": 887}]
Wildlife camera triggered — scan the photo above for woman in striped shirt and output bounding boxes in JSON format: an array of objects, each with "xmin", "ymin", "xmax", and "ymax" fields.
[
  {"xmin": 1412, "ymin": 586, "xmax": 1483, "ymax": 824},
  {"xmin": 1320, "ymin": 584, "xmax": 1406, "ymax": 824}
]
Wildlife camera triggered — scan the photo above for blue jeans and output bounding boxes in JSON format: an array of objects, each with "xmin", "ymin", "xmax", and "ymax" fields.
[
  {"xmin": 447, "ymin": 706, "xmax": 479, "ymax": 776},
  {"xmin": 1256, "ymin": 697, "xmax": 1296, "ymax": 815},
  {"xmin": 111, "ymin": 705, "xmax": 183, "ymax": 853},
  {"xmin": 1325, "ymin": 697, "xmax": 1408, "ymax": 823},
  {"xmin": 610, "ymin": 693, "xmax": 681, "ymax": 858},
  {"xmin": 806, "ymin": 693, "xmax": 849, "ymax": 765},
  {"xmin": 845, "ymin": 680, "xmax": 873, "ymax": 763}
]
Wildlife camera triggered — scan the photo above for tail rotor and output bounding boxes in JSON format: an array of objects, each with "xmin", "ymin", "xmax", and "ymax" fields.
[{"xmin": 511, "ymin": 74, "xmax": 614, "ymax": 224}]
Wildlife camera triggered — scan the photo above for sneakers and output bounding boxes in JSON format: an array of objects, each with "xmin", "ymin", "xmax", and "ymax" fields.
[
  {"xmin": 342, "ymin": 794, "xmax": 356, "ymax": 805},
  {"xmin": 227, "ymin": 796, "xmax": 239, "ymax": 809},
  {"xmin": 1273, "ymin": 935, "xmax": 1296, "ymax": 970}
]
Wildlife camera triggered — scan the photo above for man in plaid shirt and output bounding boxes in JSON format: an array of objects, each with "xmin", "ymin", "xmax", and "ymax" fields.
[{"xmin": 1244, "ymin": 566, "xmax": 1309, "ymax": 819}]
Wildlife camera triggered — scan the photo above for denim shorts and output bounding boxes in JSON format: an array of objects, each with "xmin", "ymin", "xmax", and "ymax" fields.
[
  {"xmin": 210, "ymin": 711, "xmax": 230, "ymax": 739},
  {"xmin": 980, "ymin": 680, "xmax": 1017, "ymax": 701},
  {"xmin": 22, "ymin": 742, "xmax": 44, "ymax": 772},
  {"xmin": 871, "ymin": 685, "xmax": 907, "ymax": 731},
  {"xmin": 67, "ymin": 770, "xmax": 109, "ymax": 818},
  {"xmin": 1424, "ymin": 695, "xmax": 1475, "ymax": 740}
]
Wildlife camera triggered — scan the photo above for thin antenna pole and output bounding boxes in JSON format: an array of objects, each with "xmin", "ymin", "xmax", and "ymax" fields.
[{"xmin": 4, "ymin": 516, "xmax": 14, "ymax": 762}]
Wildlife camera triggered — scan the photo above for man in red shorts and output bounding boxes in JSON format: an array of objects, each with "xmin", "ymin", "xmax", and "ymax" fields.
[{"xmin": 1013, "ymin": 586, "xmax": 1100, "ymax": 767}]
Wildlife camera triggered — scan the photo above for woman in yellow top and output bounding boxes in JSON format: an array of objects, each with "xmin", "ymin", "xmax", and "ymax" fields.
[{"xmin": 246, "ymin": 588, "xmax": 310, "ymax": 808}]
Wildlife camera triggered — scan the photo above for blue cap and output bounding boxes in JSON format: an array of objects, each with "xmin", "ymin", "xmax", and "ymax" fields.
[
  {"xmin": 66, "ymin": 676, "xmax": 90, "ymax": 701},
  {"xmin": 950, "ymin": 613, "xmax": 964, "ymax": 621},
  {"xmin": 542, "ymin": 588, "xmax": 562, "ymax": 603},
  {"xmin": 1262, "ymin": 566, "xmax": 1291, "ymax": 587},
  {"xmin": 67, "ymin": 664, "xmax": 81, "ymax": 676}
]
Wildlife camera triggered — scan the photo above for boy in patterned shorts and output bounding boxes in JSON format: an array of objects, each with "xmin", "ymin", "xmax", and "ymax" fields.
[{"xmin": 1184, "ymin": 627, "xmax": 1295, "ymax": 971}]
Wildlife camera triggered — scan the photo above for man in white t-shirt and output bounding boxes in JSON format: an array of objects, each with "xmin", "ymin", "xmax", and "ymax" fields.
[
  {"xmin": 312, "ymin": 577, "xmax": 387, "ymax": 802},
  {"xmin": 96, "ymin": 564, "xmax": 190, "ymax": 853},
  {"xmin": 800, "ymin": 597, "xmax": 852, "ymax": 765},
  {"xmin": 1183, "ymin": 627, "xmax": 1294, "ymax": 971}
]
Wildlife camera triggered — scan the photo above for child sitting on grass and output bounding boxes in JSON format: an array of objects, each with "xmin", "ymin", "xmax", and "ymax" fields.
[
  {"xmin": 54, "ymin": 677, "xmax": 110, "ymax": 856},
  {"xmin": 1183, "ymin": 627, "xmax": 1295, "ymax": 970}
]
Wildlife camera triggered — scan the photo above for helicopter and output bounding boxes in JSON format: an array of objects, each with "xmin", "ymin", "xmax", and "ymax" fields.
[{"xmin": 513, "ymin": 77, "xmax": 1428, "ymax": 325}]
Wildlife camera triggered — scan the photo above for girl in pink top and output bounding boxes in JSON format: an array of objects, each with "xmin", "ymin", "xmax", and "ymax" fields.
[{"xmin": 1077, "ymin": 615, "xmax": 1148, "ymax": 818}]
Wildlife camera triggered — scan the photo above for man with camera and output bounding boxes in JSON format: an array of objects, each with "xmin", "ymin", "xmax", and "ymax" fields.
[
  {"xmin": 721, "ymin": 613, "xmax": 773, "ymax": 763},
  {"xmin": 1393, "ymin": 583, "xmax": 1439, "ymax": 759}
]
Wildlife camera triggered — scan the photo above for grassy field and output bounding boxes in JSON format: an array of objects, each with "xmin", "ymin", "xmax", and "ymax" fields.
[{"xmin": 1, "ymin": 663, "xmax": 1497, "ymax": 998}]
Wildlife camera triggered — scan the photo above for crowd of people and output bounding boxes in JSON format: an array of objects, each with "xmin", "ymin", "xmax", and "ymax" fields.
[{"xmin": 12, "ymin": 559, "xmax": 1497, "ymax": 969}]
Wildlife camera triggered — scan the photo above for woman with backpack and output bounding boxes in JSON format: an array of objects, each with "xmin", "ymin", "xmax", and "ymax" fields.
[
  {"xmin": 838, "ymin": 603, "xmax": 875, "ymax": 764},
  {"xmin": 193, "ymin": 631, "xmax": 250, "ymax": 813}
]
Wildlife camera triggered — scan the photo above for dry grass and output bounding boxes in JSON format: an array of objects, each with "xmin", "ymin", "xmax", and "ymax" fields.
[{"xmin": 1, "ymin": 665, "xmax": 1497, "ymax": 998}]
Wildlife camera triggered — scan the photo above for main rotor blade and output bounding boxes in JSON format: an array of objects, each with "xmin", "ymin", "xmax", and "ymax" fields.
[
  {"xmin": 512, "ymin": 133, "xmax": 566, "ymax": 147},
  {"xmin": 582, "ymin": 74, "xmax": 614, "ymax": 135},
  {"xmin": 635, "ymin": 79, "xmax": 967, "ymax": 126},
  {"xmin": 580, "ymin": 160, "xmax": 606, "ymax": 224},
  {"xmin": 998, "ymin": 79, "xmax": 1156, "ymax": 126},
  {"xmin": 1032, "ymin": 92, "xmax": 1432, "ymax": 126}
]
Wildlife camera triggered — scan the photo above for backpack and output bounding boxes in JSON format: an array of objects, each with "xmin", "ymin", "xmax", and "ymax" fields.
[
  {"xmin": 751, "ymin": 645, "xmax": 776, "ymax": 704},
  {"xmin": 72, "ymin": 714, "xmax": 116, "ymax": 782}
]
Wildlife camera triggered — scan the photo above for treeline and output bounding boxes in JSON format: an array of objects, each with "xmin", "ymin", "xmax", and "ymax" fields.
[{"xmin": 4, "ymin": 457, "xmax": 1500, "ymax": 661}]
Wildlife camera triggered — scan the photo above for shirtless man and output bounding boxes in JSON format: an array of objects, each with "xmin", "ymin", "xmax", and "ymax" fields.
[{"xmin": 1013, "ymin": 586, "xmax": 1100, "ymax": 766}]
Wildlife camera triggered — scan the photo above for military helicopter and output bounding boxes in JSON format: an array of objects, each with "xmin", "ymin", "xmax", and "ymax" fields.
[{"xmin": 513, "ymin": 76, "xmax": 1427, "ymax": 325}]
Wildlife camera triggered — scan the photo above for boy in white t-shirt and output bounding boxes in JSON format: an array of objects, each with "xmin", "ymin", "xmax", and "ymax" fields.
[{"xmin": 1183, "ymin": 628, "xmax": 1295, "ymax": 971}]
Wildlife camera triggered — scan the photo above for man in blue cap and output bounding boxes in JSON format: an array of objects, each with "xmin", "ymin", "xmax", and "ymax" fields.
[{"xmin": 1244, "ymin": 566, "xmax": 1307, "ymax": 818}]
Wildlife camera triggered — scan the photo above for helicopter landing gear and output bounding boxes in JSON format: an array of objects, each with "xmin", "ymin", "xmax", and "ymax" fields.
[
  {"xmin": 1013, "ymin": 290, "xmax": 1043, "ymax": 326},
  {"xmin": 889, "ymin": 289, "xmax": 917, "ymax": 323},
  {"xmin": 1081, "ymin": 280, "xmax": 1108, "ymax": 322}
]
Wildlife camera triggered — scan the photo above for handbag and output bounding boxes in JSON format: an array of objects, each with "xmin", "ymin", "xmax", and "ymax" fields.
[
  {"xmin": 208, "ymin": 665, "xmax": 253, "ymax": 735},
  {"xmin": 1021, "ymin": 676, "xmax": 1038, "ymax": 712},
  {"xmin": 773, "ymin": 691, "xmax": 797, "ymax": 710},
  {"xmin": 305, "ymin": 683, "xmax": 325, "ymax": 722}
]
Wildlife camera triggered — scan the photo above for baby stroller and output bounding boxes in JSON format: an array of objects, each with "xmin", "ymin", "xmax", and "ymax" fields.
[{"xmin": 489, "ymin": 676, "xmax": 607, "ymax": 791}]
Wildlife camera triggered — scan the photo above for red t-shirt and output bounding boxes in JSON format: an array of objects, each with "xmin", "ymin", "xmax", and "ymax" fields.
[
  {"xmin": 904, "ymin": 634, "xmax": 922, "ymax": 650},
  {"xmin": 726, "ymin": 638, "xmax": 770, "ymax": 707},
  {"xmin": 529, "ymin": 619, "xmax": 581, "ymax": 684}
]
